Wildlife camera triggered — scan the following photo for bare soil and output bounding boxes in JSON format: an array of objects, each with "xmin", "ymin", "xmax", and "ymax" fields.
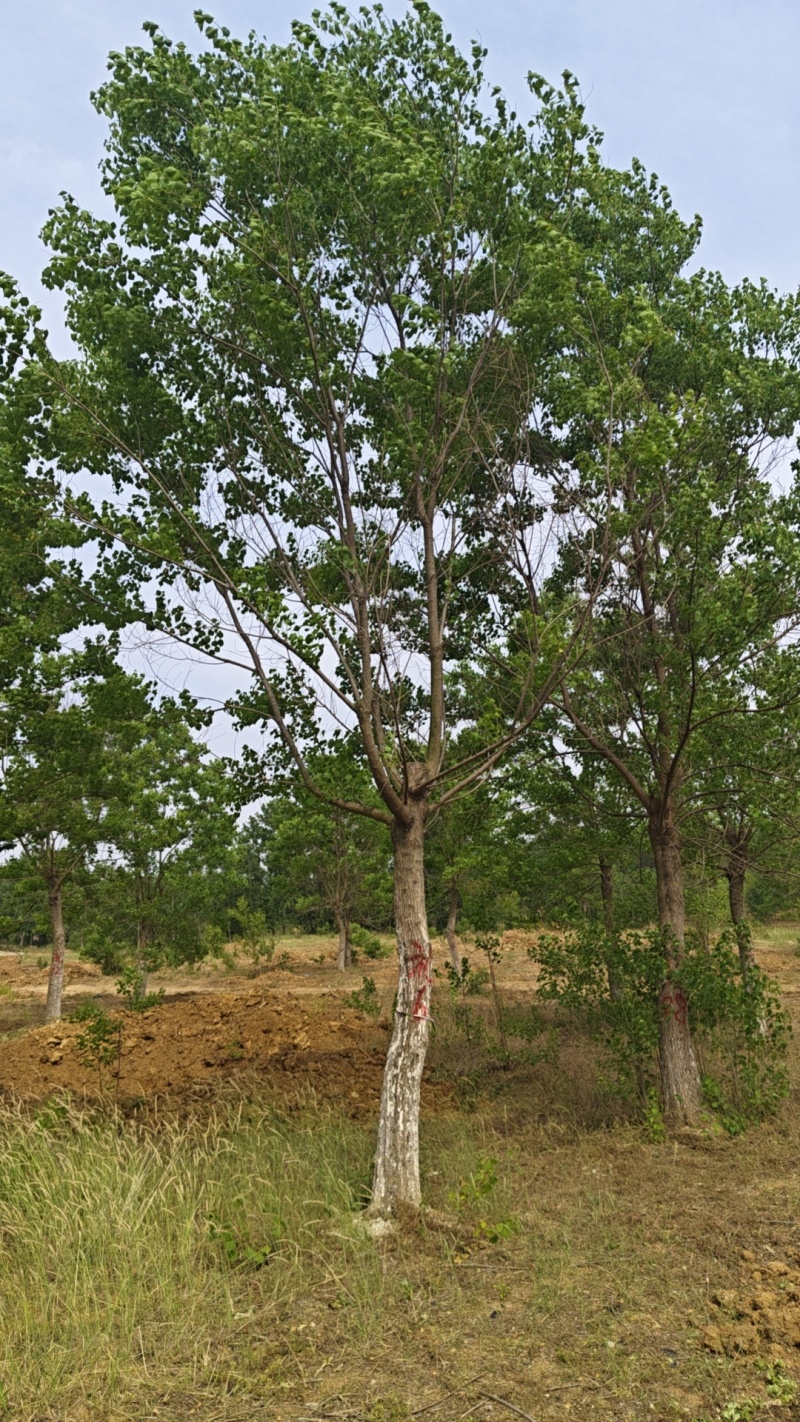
[{"xmin": 4, "ymin": 926, "xmax": 800, "ymax": 1421}]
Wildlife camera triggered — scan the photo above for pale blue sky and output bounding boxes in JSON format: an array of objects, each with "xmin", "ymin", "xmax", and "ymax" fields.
[{"xmin": 1, "ymin": 0, "xmax": 799, "ymax": 351}]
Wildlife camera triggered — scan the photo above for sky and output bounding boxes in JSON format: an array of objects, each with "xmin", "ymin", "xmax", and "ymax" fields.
[
  {"xmin": 1, "ymin": 0, "xmax": 798, "ymax": 738},
  {"xmin": 2, "ymin": 0, "xmax": 800, "ymax": 349}
]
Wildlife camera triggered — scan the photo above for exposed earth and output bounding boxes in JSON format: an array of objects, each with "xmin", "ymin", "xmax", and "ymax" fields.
[{"xmin": 4, "ymin": 928, "xmax": 800, "ymax": 1421}]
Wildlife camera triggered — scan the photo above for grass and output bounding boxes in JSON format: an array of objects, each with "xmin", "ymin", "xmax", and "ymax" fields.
[
  {"xmin": 1, "ymin": 926, "xmax": 800, "ymax": 1420},
  {"xmin": 1, "ymin": 1082, "xmax": 800, "ymax": 1422}
]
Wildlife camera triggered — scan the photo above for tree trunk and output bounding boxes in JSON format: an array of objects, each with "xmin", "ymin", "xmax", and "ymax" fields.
[
  {"xmin": 599, "ymin": 855, "xmax": 614, "ymax": 931},
  {"xmin": 445, "ymin": 883, "xmax": 461, "ymax": 977},
  {"xmin": 648, "ymin": 809, "xmax": 703, "ymax": 1126},
  {"xmin": 599, "ymin": 855, "xmax": 623, "ymax": 1002},
  {"xmin": 370, "ymin": 795, "xmax": 431, "ymax": 1216},
  {"xmin": 44, "ymin": 883, "xmax": 66, "ymax": 1023},
  {"xmin": 724, "ymin": 832, "xmax": 753, "ymax": 974},
  {"xmin": 335, "ymin": 911, "xmax": 352, "ymax": 971}
]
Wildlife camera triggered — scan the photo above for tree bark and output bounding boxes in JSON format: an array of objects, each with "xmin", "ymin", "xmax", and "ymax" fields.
[
  {"xmin": 724, "ymin": 829, "xmax": 753, "ymax": 974},
  {"xmin": 599, "ymin": 855, "xmax": 623, "ymax": 1002},
  {"xmin": 369, "ymin": 793, "xmax": 431, "ymax": 1216},
  {"xmin": 44, "ymin": 883, "xmax": 66, "ymax": 1023},
  {"xmin": 648, "ymin": 809, "xmax": 703, "ymax": 1126},
  {"xmin": 445, "ymin": 883, "xmax": 461, "ymax": 977},
  {"xmin": 335, "ymin": 911, "xmax": 352, "ymax": 971},
  {"xmin": 599, "ymin": 855, "xmax": 614, "ymax": 932}
]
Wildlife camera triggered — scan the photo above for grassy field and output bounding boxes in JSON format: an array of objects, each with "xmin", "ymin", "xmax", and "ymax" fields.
[{"xmin": 1, "ymin": 931, "xmax": 800, "ymax": 1421}]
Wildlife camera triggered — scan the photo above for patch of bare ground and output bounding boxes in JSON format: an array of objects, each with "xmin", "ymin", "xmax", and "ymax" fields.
[{"xmin": 1, "ymin": 926, "xmax": 799, "ymax": 1420}]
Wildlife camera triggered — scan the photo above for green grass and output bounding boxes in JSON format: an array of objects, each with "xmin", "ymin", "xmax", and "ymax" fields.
[
  {"xmin": 0, "ymin": 1098, "xmax": 380, "ymax": 1419},
  {"xmin": 0, "ymin": 1087, "xmax": 797, "ymax": 1422}
]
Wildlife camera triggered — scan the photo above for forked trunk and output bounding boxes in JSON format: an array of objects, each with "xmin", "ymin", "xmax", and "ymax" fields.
[
  {"xmin": 599, "ymin": 855, "xmax": 622, "ymax": 1002},
  {"xmin": 335, "ymin": 911, "xmax": 352, "ymax": 971},
  {"xmin": 648, "ymin": 810, "xmax": 703, "ymax": 1126},
  {"xmin": 370, "ymin": 796, "xmax": 430, "ymax": 1216},
  {"xmin": 445, "ymin": 883, "xmax": 461, "ymax": 977},
  {"xmin": 44, "ymin": 883, "xmax": 66, "ymax": 1023}
]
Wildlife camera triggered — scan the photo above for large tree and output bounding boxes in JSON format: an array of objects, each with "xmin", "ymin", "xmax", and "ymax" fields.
[
  {"xmin": 547, "ymin": 173, "xmax": 800, "ymax": 1122},
  {"xmin": 38, "ymin": 7, "xmax": 612, "ymax": 1211}
]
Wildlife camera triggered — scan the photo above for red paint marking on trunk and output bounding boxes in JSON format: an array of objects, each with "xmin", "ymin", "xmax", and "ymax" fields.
[
  {"xmin": 661, "ymin": 981, "xmax": 688, "ymax": 1027},
  {"xmin": 407, "ymin": 939, "xmax": 432, "ymax": 1020}
]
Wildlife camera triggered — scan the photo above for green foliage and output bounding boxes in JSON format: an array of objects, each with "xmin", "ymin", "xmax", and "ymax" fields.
[
  {"xmin": 530, "ymin": 924, "xmax": 789, "ymax": 1124},
  {"xmin": 72, "ymin": 1004, "xmax": 121, "ymax": 1078},
  {"xmin": 448, "ymin": 1154, "xmax": 520, "ymax": 1242},
  {"xmin": 230, "ymin": 897, "xmax": 275, "ymax": 968},
  {"xmin": 448, "ymin": 1154, "xmax": 499, "ymax": 1209},
  {"xmin": 114, "ymin": 966, "xmax": 164, "ymax": 1013},
  {"xmin": 439, "ymin": 958, "xmax": 489, "ymax": 996},
  {"xmin": 206, "ymin": 1201, "xmax": 281, "ymax": 1270},
  {"xmin": 350, "ymin": 924, "xmax": 389, "ymax": 960},
  {"xmin": 643, "ymin": 1088, "xmax": 666, "ymax": 1143},
  {"xmin": 761, "ymin": 1361, "xmax": 797, "ymax": 1405},
  {"xmin": 343, "ymin": 975, "xmax": 381, "ymax": 1019}
]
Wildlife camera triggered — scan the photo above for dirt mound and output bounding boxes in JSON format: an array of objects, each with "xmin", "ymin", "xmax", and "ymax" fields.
[
  {"xmin": 0, "ymin": 989, "xmax": 452, "ymax": 1116},
  {"xmin": 703, "ymin": 1251, "xmax": 800, "ymax": 1358},
  {"xmin": 0, "ymin": 953, "xmax": 103, "ymax": 989}
]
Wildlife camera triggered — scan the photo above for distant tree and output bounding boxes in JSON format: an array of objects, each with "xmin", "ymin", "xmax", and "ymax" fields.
[
  {"xmin": 0, "ymin": 648, "xmax": 151, "ymax": 1019},
  {"xmin": 246, "ymin": 775, "xmax": 391, "ymax": 968},
  {"xmin": 84, "ymin": 706, "xmax": 237, "ymax": 995}
]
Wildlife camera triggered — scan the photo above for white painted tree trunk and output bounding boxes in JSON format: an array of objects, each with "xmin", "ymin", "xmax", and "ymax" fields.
[
  {"xmin": 44, "ymin": 884, "xmax": 66, "ymax": 1023},
  {"xmin": 369, "ymin": 797, "xmax": 431, "ymax": 1216}
]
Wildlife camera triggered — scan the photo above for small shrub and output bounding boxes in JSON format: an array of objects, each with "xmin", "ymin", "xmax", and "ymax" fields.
[
  {"xmin": 439, "ymin": 957, "xmax": 489, "ymax": 996},
  {"xmin": 115, "ymin": 965, "xmax": 164, "ymax": 1012},
  {"xmin": 529, "ymin": 923, "xmax": 790, "ymax": 1128},
  {"xmin": 344, "ymin": 975, "xmax": 380, "ymax": 1018},
  {"xmin": 643, "ymin": 1088, "xmax": 666, "ymax": 1143},
  {"xmin": 71, "ymin": 1003, "xmax": 121, "ymax": 1080},
  {"xmin": 232, "ymin": 898, "xmax": 275, "ymax": 968},
  {"xmin": 351, "ymin": 924, "xmax": 390, "ymax": 960}
]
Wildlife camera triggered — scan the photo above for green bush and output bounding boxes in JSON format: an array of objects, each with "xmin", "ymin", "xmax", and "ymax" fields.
[
  {"xmin": 529, "ymin": 923, "xmax": 790, "ymax": 1125},
  {"xmin": 350, "ymin": 924, "xmax": 390, "ymax": 960}
]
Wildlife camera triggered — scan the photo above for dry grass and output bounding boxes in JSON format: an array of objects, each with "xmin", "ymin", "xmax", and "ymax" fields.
[{"xmin": 1, "ymin": 926, "xmax": 799, "ymax": 1421}]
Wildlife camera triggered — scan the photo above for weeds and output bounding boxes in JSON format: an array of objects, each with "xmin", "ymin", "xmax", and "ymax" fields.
[
  {"xmin": 116, "ymin": 964, "xmax": 165, "ymax": 1012},
  {"xmin": 351, "ymin": 924, "xmax": 391, "ymax": 960},
  {"xmin": 344, "ymin": 975, "xmax": 381, "ymax": 1018},
  {"xmin": 71, "ymin": 1002, "xmax": 121, "ymax": 1086}
]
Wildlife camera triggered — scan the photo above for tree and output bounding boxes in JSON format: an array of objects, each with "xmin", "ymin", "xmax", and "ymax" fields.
[
  {"xmin": 39, "ymin": 7, "xmax": 613, "ymax": 1211},
  {"xmin": 689, "ymin": 653, "xmax": 800, "ymax": 972},
  {"xmin": 248, "ymin": 757, "xmax": 392, "ymax": 969},
  {"xmin": 548, "ymin": 173, "xmax": 800, "ymax": 1122},
  {"xmin": 86, "ymin": 702, "xmax": 237, "ymax": 994},
  {"xmin": 0, "ymin": 647, "xmax": 152, "ymax": 1020}
]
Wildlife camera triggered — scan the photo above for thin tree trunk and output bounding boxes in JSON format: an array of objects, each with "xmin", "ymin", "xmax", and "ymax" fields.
[
  {"xmin": 599, "ymin": 855, "xmax": 614, "ymax": 931},
  {"xmin": 335, "ymin": 910, "xmax": 352, "ymax": 971},
  {"xmin": 445, "ymin": 883, "xmax": 461, "ymax": 977},
  {"xmin": 648, "ymin": 809, "xmax": 703, "ymax": 1126},
  {"xmin": 135, "ymin": 923, "xmax": 150, "ymax": 1002},
  {"xmin": 724, "ymin": 831, "xmax": 753, "ymax": 974},
  {"xmin": 370, "ymin": 795, "xmax": 431, "ymax": 1216},
  {"xmin": 599, "ymin": 855, "xmax": 623, "ymax": 1002},
  {"xmin": 44, "ymin": 883, "xmax": 66, "ymax": 1023}
]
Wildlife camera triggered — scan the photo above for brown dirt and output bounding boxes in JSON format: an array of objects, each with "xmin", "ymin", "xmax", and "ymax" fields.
[
  {"xmin": 6, "ymin": 926, "xmax": 800, "ymax": 1421},
  {"xmin": 0, "ymin": 986, "xmax": 453, "ymax": 1115},
  {"xmin": 703, "ymin": 1251, "xmax": 800, "ymax": 1359}
]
